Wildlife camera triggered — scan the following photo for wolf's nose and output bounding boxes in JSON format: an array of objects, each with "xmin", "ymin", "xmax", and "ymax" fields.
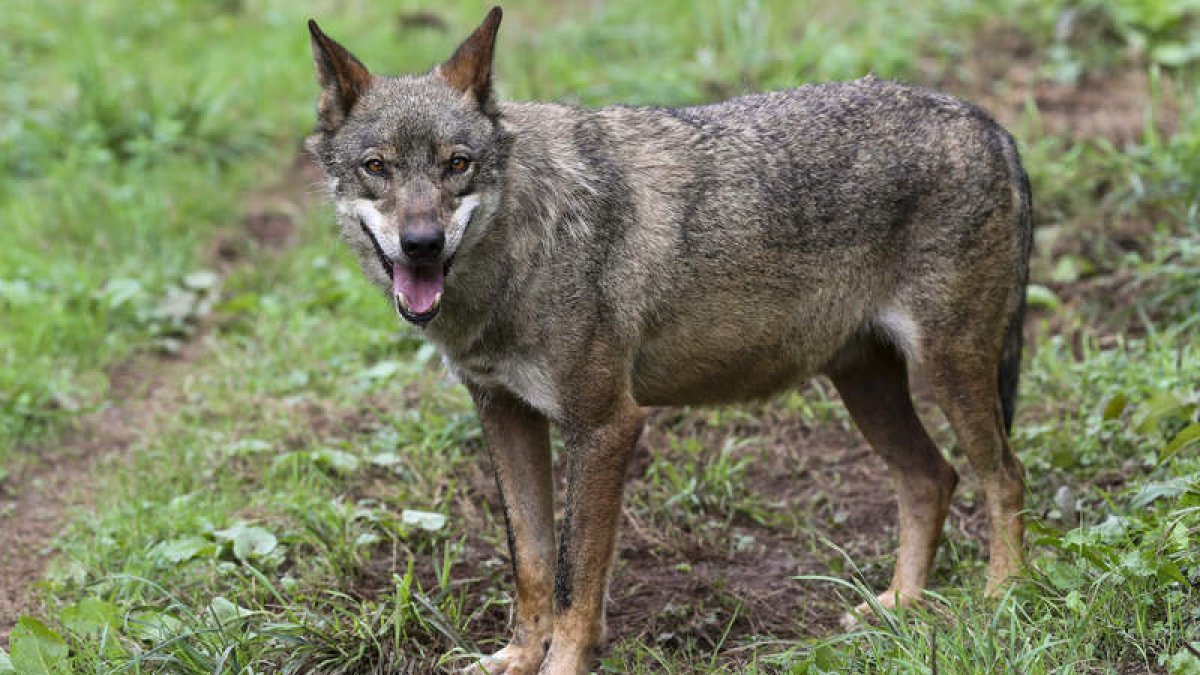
[{"xmin": 401, "ymin": 229, "xmax": 445, "ymax": 262}]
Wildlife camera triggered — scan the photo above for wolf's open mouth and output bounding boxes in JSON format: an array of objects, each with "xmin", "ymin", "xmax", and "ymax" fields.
[
  {"xmin": 393, "ymin": 263, "xmax": 443, "ymax": 326},
  {"xmin": 360, "ymin": 219, "xmax": 456, "ymax": 327}
]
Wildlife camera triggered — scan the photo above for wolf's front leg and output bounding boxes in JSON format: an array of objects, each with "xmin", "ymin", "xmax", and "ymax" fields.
[
  {"xmin": 540, "ymin": 394, "xmax": 646, "ymax": 675},
  {"xmin": 465, "ymin": 386, "xmax": 556, "ymax": 675}
]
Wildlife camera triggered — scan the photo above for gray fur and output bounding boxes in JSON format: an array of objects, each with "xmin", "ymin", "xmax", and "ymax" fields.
[
  {"xmin": 314, "ymin": 77, "xmax": 1029, "ymax": 415},
  {"xmin": 307, "ymin": 12, "xmax": 1032, "ymax": 673}
]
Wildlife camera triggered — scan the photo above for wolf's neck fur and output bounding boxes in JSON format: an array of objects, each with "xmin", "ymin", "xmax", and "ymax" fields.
[{"xmin": 429, "ymin": 102, "xmax": 636, "ymax": 359}]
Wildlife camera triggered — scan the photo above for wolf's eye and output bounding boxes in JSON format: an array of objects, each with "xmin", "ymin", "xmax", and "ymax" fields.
[
  {"xmin": 447, "ymin": 154, "xmax": 471, "ymax": 175},
  {"xmin": 363, "ymin": 159, "xmax": 386, "ymax": 176}
]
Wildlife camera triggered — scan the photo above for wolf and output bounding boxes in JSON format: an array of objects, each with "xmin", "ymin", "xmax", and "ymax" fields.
[{"xmin": 305, "ymin": 7, "xmax": 1032, "ymax": 674}]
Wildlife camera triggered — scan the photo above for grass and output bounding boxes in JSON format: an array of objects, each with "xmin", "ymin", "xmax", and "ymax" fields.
[{"xmin": 2, "ymin": 0, "xmax": 1199, "ymax": 673}]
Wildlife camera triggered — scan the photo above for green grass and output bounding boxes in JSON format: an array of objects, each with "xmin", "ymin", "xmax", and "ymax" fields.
[{"xmin": 3, "ymin": 0, "xmax": 1200, "ymax": 673}]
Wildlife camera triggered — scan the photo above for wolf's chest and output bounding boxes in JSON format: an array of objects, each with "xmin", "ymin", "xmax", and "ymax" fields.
[{"xmin": 449, "ymin": 351, "xmax": 561, "ymax": 419}]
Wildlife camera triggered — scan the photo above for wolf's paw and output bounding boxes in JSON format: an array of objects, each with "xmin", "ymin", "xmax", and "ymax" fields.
[
  {"xmin": 839, "ymin": 588, "xmax": 913, "ymax": 630},
  {"xmin": 461, "ymin": 643, "xmax": 547, "ymax": 675}
]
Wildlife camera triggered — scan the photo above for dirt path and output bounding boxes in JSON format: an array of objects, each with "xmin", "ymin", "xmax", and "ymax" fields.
[{"xmin": 0, "ymin": 152, "xmax": 320, "ymax": 642}]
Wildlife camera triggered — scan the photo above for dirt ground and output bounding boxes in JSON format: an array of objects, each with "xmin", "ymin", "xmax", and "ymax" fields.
[
  {"xmin": 611, "ymin": 413, "xmax": 904, "ymax": 646},
  {"xmin": 0, "ymin": 342, "xmax": 206, "ymax": 640},
  {"xmin": 930, "ymin": 19, "xmax": 1179, "ymax": 145},
  {"xmin": 0, "ymin": 37, "xmax": 1154, "ymax": 651}
]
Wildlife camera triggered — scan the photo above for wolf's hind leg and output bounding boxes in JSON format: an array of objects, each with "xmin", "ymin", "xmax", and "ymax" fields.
[
  {"xmin": 464, "ymin": 386, "xmax": 556, "ymax": 675},
  {"xmin": 828, "ymin": 338, "xmax": 958, "ymax": 623},
  {"xmin": 921, "ymin": 338, "xmax": 1025, "ymax": 595}
]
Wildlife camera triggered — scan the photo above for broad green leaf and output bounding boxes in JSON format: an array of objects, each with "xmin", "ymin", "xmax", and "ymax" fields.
[
  {"xmin": 1102, "ymin": 392, "xmax": 1129, "ymax": 421},
  {"xmin": 9, "ymin": 617, "xmax": 69, "ymax": 675},
  {"xmin": 270, "ymin": 451, "xmax": 303, "ymax": 471},
  {"xmin": 1157, "ymin": 558, "xmax": 1189, "ymax": 586},
  {"xmin": 214, "ymin": 292, "xmax": 261, "ymax": 315},
  {"xmin": 1094, "ymin": 514, "xmax": 1129, "ymax": 541},
  {"xmin": 153, "ymin": 287, "xmax": 200, "ymax": 323},
  {"xmin": 1161, "ymin": 422, "xmax": 1200, "ymax": 464},
  {"xmin": 1120, "ymin": 549, "xmax": 1156, "ymax": 578},
  {"xmin": 1042, "ymin": 560, "xmax": 1087, "ymax": 591},
  {"xmin": 360, "ymin": 360, "xmax": 402, "ymax": 381},
  {"xmin": 214, "ymin": 522, "xmax": 278, "ymax": 562},
  {"xmin": 1066, "ymin": 514, "xmax": 1127, "ymax": 546},
  {"xmin": 60, "ymin": 597, "xmax": 126, "ymax": 658},
  {"xmin": 402, "ymin": 509, "xmax": 447, "ymax": 532},
  {"xmin": 149, "ymin": 536, "xmax": 216, "ymax": 566},
  {"xmin": 1131, "ymin": 475, "xmax": 1196, "ymax": 509},
  {"xmin": 233, "ymin": 527, "xmax": 278, "ymax": 562},
  {"xmin": 1165, "ymin": 645, "xmax": 1200, "ymax": 674},
  {"xmin": 126, "ymin": 610, "xmax": 183, "ymax": 643},
  {"xmin": 213, "ymin": 522, "xmax": 247, "ymax": 543},
  {"xmin": 61, "ymin": 597, "xmax": 120, "ymax": 635},
  {"xmin": 1152, "ymin": 41, "xmax": 1200, "ymax": 66},
  {"xmin": 312, "ymin": 448, "xmax": 360, "ymax": 474},
  {"xmin": 97, "ymin": 278, "xmax": 144, "ymax": 310},
  {"xmin": 1064, "ymin": 589, "xmax": 1084, "ymax": 613},
  {"xmin": 1135, "ymin": 393, "xmax": 1188, "ymax": 435},
  {"xmin": 209, "ymin": 596, "xmax": 256, "ymax": 625},
  {"xmin": 0, "ymin": 648, "xmax": 14, "ymax": 675},
  {"xmin": 1026, "ymin": 283, "xmax": 1062, "ymax": 310},
  {"xmin": 183, "ymin": 269, "xmax": 219, "ymax": 291},
  {"xmin": 44, "ymin": 559, "xmax": 87, "ymax": 586},
  {"xmin": 1049, "ymin": 447, "xmax": 1075, "ymax": 469},
  {"xmin": 1050, "ymin": 255, "xmax": 1090, "ymax": 283},
  {"xmin": 369, "ymin": 452, "xmax": 403, "ymax": 467}
]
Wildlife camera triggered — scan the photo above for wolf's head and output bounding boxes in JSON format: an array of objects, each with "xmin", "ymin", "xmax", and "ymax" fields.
[{"xmin": 306, "ymin": 8, "xmax": 509, "ymax": 326}]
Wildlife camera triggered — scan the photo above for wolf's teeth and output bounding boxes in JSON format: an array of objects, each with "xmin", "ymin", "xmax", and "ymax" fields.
[
  {"xmin": 395, "ymin": 293, "xmax": 409, "ymax": 313},
  {"xmin": 433, "ymin": 291, "xmax": 443, "ymax": 307}
]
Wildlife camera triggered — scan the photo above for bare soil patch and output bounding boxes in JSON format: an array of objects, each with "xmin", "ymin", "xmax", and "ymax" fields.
[
  {"xmin": 607, "ymin": 401, "xmax": 983, "ymax": 653},
  {"xmin": 211, "ymin": 150, "xmax": 321, "ymax": 267},
  {"xmin": 934, "ymin": 20, "xmax": 1180, "ymax": 146}
]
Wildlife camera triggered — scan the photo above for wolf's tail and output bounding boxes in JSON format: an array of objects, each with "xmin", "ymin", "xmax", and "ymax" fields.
[
  {"xmin": 998, "ymin": 287, "xmax": 1026, "ymax": 436},
  {"xmin": 998, "ymin": 149, "xmax": 1033, "ymax": 436}
]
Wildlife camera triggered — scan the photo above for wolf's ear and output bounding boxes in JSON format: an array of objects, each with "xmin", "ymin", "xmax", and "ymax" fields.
[
  {"xmin": 438, "ymin": 7, "xmax": 502, "ymax": 114},
  {"xmin": 308, "ymin": 19, "xmax": 373, "ymax": 132}
]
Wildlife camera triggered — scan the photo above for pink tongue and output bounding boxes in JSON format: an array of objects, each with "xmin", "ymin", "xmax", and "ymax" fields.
[{"xmin": 393, "ymin": 264, "xmax": 445, "ymax": 315}]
